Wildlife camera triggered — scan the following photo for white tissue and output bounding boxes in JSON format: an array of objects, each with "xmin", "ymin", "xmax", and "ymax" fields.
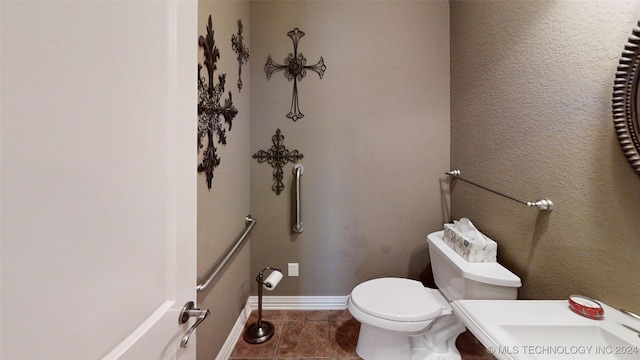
[
  {"xmin": 262, "ymin": 270, "xmax": 283, "ymax": 291},
  {"xmin": 453, "ymin": 218, "xmax": 486, "ymax": 243},
  {"xmin": 443, "ymin": 218, "xmax": 497, "ymax": 263}
]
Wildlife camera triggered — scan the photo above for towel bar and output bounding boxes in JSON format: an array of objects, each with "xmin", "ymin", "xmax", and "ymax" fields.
[{"xmin": 446, "ymin": 169, "xmax": 553, "ymax": 211}]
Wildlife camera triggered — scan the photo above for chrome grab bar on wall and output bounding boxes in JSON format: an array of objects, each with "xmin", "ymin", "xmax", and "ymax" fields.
[
  {"xmin": 446, "ymin": 169, "xmax": 554, "ymax": 211},
  {"xmin": 293, "ymin": 164, "xmax": 304, "ymax": 233},
  {"xmin": 197, "ymin": 215, "xmax": 256, "ymax": 292}
]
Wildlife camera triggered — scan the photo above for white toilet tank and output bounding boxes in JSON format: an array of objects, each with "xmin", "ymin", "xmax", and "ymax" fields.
[{"xmin": 427, "ymin": 230, "xmax": 521, "ymax": 302}]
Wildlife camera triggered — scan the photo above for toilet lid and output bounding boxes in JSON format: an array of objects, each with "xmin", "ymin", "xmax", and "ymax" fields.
[{"xmin": 350, "ymin": 278, "xmax": 444, "ymax": 322}]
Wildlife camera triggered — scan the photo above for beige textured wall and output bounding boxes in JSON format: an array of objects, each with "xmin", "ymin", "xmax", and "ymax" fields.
[
  {"xmin": 196, "ymin": 1, "xmax": 251, "ymax": 359},
  {"xmin": 249, "ymin": 1, "xmax": 450, "ymax": 296},
  {"xmin": 450, "ymin": 0, "xmax": 640, "ymax": 312}
]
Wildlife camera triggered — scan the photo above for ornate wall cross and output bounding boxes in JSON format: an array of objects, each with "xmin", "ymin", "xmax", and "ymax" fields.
[
  {"xmin": 231, "ymin": 19, "xmax": 249, "ymax": 92},
  {"xmin": 252, "ymin": 129, "xmax": 304, "ymax": 195},
  {"xmin": 264, "ymin": 28, "xmax": 326, "ymax": 121},
  {"xmin": 198, "ymin": 15, "xmax": 238, "ymax": 189}
]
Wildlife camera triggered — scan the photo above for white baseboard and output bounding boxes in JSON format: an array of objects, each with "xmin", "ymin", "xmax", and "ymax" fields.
[
  {"xmin": 215, "ymin": 296, "xmax": 349, "ymax": 360},
  {"xmin": 248, "ymin": 295, "xmax": 349, "ymax": 310},
  {"xmin": 214, "ymin": 300, "xmax": 252, "ymax": 360}
]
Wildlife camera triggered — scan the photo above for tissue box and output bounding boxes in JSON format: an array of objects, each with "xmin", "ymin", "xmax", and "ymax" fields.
[{"xmin": 443, "ymin": 224, "xmax": 497, "ymax": 262}]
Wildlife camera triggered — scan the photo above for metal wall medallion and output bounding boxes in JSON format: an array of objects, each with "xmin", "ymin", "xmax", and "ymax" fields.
[
  {"xmin": 253, "ymin": 129, "xmax": 304, "ymax": 195},
  {"xmin": 264, "ymin": 28, "xmax": 326, "ymax": 121},
  {"xmin": 613, "ymin": 20, "xmax": 640, "ymax": 177},
  {"xmin": 198, "ymin": 15, "xmax": 238, "ymax": 189},
  {"xmin": 231, "ymin": 19, "xmax": 249, "ymax": 92}
]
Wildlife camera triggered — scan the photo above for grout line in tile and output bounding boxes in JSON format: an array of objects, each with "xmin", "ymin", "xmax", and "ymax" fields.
[{"xmin": 231, "ymin": 310, "xmax": 488, "ymax": 360}]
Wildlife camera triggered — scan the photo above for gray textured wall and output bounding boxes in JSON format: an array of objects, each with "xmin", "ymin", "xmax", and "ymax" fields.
[
  {"xmin": 450, "ymin": 0, "xmax": 640, "ymax": 312},
  {"xmin": 193, "ymin": 2, "xmax": 640, "ymax": 358},
  {"xmin": 197, "ymin": 1, "xmax": 251, "ymax": 359},
  {"xmin": 249, "ymin": 1, "xmax": 451, "ymax": 296}
]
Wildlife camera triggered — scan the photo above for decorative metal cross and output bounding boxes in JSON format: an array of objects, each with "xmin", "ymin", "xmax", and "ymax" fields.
[
  {"xmin": 198, "ymin": 15, "xmax": 238, "ymax": 189},
  {"xmin": 252, "ymin": 128, "xmax": 304, "ymax": 195},
  {"xmin": 231, "ymin": 19, "xmax": 249, "ymax": 92},
  {"xmin": 264, "ymin": 28, "xmax": 326, "ymax": 121}
]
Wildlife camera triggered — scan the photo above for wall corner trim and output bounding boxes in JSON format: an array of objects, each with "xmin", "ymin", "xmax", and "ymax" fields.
[{"xmin": 215, "ymin": 300, "xmax": 253, "ymax": 360}]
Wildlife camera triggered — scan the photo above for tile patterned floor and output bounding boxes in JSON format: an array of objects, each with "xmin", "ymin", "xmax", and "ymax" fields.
[{"xmin": 229, "ymin": 310, "xmax": 496, "ymax": 359}]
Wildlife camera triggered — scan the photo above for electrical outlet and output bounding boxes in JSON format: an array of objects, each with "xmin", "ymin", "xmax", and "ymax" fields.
[{"xmin": 288, "ymin": 263, "xmax": 299, "ymax": 277}]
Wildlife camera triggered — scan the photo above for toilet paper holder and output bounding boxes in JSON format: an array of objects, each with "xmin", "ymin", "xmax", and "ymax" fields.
[{"xmin": 243, "ymin": 267, "xmax": 283, "ymax": 344}]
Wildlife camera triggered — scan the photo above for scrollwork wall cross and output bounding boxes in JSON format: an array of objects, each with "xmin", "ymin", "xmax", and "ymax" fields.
[
  {"xmin": 197, "ymin": 15, "xmax": 238, "ymax": 189},
  {"xmin": 264, "ymin": 28, "xmax": 326, "ymax": 121},
  {"xmin": 231, "ymin": 19, "xmax": 249, "ymax": 92},
  {"xmin": 252, "ymin": 129, "xmax": 304, "ymax": 195}
]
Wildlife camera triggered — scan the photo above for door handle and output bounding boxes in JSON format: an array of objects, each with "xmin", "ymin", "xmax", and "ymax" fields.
[{"xmin": 179, "ymin": 301, "xmax": 210, "ymax": 348}]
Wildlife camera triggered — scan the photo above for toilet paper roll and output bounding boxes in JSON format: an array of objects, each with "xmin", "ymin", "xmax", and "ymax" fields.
[{"xmin": 262, "ymin": 270, "xmax": 283, "ymax": 291}]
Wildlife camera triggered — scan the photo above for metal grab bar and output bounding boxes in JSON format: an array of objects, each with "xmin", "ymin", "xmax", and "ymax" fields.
[
  {"xmin": 197, "ymin": 215, "xmax": 256, "ymax": 291},
  {"xmin": 293, "ymin": 164, "xmax": 304, "ymax": 233},
  {"xmin": 446, "ymin": 169, "xmax": 554, "ymax": 211}
]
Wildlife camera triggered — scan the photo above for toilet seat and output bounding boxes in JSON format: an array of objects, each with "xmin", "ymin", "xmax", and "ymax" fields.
[{"xmin": 349, "ymin": 278, "xmax": 446, "ymax": 322}]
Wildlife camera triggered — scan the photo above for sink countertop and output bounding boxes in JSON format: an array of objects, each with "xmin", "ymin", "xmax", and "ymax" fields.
[{"xmin": 452, "ymin": 300, "xmax": 640, "ymax": 360}]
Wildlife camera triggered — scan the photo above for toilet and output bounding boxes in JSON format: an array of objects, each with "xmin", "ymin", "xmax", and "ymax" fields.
[{"xmin": 347, "ymin": 230, "xmax": 522, "ymax": 360}]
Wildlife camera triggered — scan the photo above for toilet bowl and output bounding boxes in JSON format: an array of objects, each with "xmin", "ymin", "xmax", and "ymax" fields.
[{"xmin": 347, "ymin": 230, "xmax": 522, "ymax": 360}]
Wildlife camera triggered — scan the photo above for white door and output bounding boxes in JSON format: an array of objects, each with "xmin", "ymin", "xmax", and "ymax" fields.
[{"xmin": 1, "ymin": 1, "xmax": 199, "ymax": 359}]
